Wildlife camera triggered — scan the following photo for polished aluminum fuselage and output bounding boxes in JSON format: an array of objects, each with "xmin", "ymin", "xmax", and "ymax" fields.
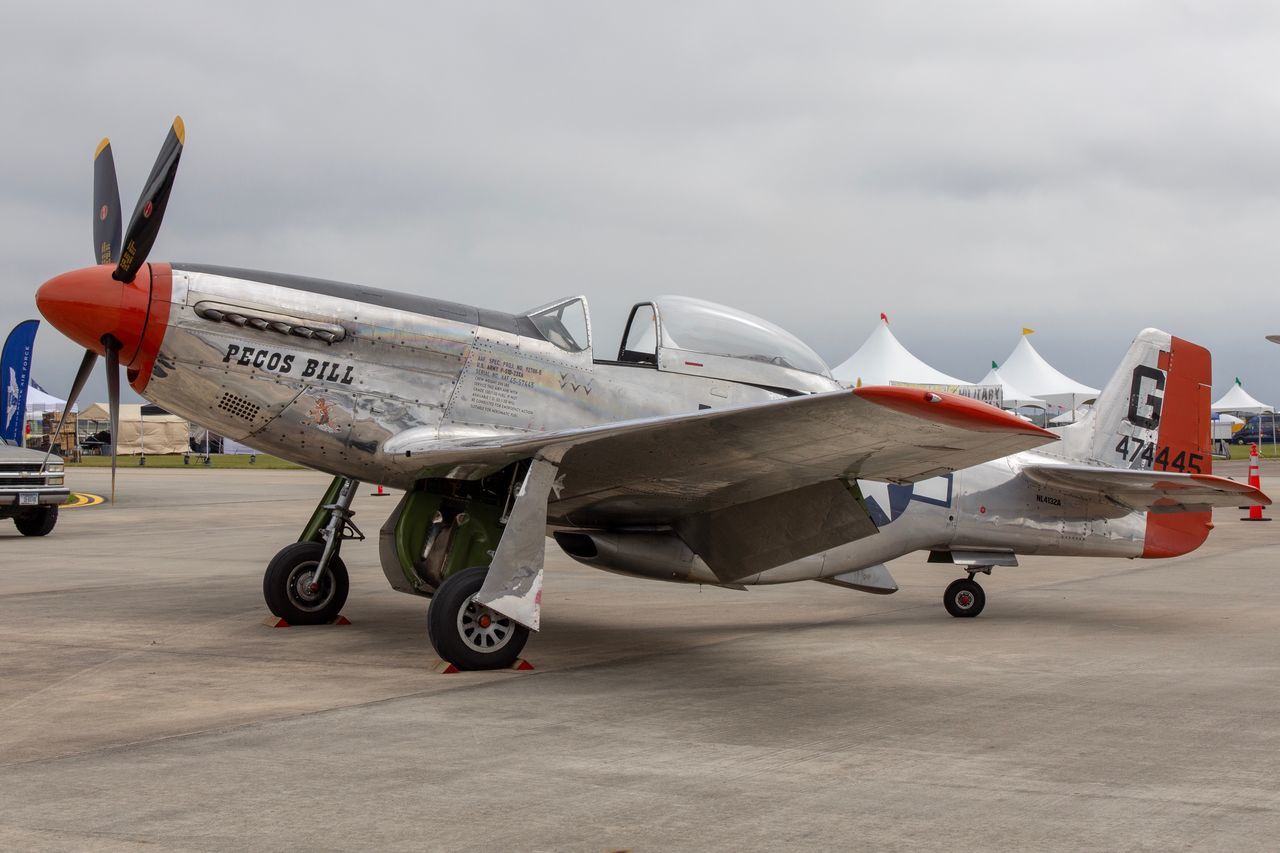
[
  {"xmin": 149, "ymin": 267, "xmax": 794, "ymax": 485},
  {"xmin": 141, "ymin": 266, "xmax": 1145, "ymax": 588}
]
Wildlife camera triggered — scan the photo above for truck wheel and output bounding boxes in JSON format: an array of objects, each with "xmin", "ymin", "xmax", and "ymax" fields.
[
  {"xmin": 15, "ymin": 506, "xmax": 58, "ymax": 537},
  {"xmin": 427, "ymin": 566, "xmax": 529, "ymax": 670}
]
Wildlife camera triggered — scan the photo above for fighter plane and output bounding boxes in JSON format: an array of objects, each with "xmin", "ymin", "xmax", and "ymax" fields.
[{"xmin": 35, "ymin": 119, "xmax": 1269, "ymax": 670}]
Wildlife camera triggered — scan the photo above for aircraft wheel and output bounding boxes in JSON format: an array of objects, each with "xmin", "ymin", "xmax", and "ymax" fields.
[
  {"xmin": 15, "ymin": 506, "xmax": 58, "ymax": 536},
  {"xmin": 944, "ymin": 577, "xmax": 985, "ymax": 618},
  {"xmin": 427, "ymin": 566, "xmax": 529, "ymax": 670},
  {"xmin": 263, "ymin": 542, "xmax": 349, "ymax": 625}
]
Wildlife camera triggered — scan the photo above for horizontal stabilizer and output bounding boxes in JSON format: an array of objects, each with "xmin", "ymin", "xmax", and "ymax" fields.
[
  {"xmin": 816, "ymin": 564, "xmax": 899, "ymax": 595},
  {"xmin": 1023, "ymin": 464, "xmax": 1271, "ymax": 513}
]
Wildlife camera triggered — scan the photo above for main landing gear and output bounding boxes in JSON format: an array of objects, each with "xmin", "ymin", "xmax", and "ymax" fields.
[
  {"xmin": 268, "ymin": 458, "xmax": 556, "ymax": 671},
  {"xmin": 374, "ymin": 470, "xmax": 531, "ymax": 669},
  {"xmin": 943, "ymin": 568, "xmax": 990, "ymax": 618},
  {"xmin": 427, "ymin": 566, "xmax": 530, "ymax": 670},
  {"xmin": 422, "ymin": 456, "xmax": 559, "ymax": 670},
  {"xmin": 264, "ymin": 477, "xmax": 364, "ymax": 625}
]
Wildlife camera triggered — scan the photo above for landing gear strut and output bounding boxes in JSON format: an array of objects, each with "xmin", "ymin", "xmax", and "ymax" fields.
[
  {"xmin": 264, "ymin": 477, "xmax": 364, "ymax": 624},
  {"xmin": 943, "ymin": 571, "xmax": 988, "ymax": 618}
]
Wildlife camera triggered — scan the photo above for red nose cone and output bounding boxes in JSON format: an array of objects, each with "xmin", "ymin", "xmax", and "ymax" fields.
[{"xmin": 36, "ymin": 264, "xmax": 152, "ymax": 366}]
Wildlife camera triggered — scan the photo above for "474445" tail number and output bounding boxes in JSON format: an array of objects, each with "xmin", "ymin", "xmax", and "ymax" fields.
[{"xmin": 1115, "ymin": 435, "xmax": 1204, "ymax": 473}]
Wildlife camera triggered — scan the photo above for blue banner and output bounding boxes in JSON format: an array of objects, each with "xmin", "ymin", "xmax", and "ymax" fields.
[{"xmin": 1, "ymin": 319, "xmax": 39, "ymax": 444}]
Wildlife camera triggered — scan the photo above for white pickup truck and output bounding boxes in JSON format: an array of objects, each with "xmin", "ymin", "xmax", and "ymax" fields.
[{"xmin": 0, "ymin": 442, "xmax": 69, "ymax": 535}]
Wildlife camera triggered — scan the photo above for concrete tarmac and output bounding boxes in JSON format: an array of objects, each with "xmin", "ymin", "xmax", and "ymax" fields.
[{"xmin": 1, "ymin": 463, "xmax": 1278, "ymax": 851}]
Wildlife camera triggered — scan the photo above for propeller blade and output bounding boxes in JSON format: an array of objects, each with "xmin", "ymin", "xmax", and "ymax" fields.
[
  {"xmin": 106, "ymin": 338, "xmax": 121, "ymax": 504},
  {"xmin": 41, "ymin": 348, "xmax": 98, "ymax": 471},
  {"xmin": 93, "ymin": 138, "xmax": 122, "ymax": 265},
  {"xmin": 114, "ymin": 116, "xmax": 185, "ymax": 283}
]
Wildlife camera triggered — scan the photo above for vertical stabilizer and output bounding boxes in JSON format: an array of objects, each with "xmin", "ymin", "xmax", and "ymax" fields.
[{"xmin": 1059, "ymin": 328, "xmax": 1213, "ymax": 556}]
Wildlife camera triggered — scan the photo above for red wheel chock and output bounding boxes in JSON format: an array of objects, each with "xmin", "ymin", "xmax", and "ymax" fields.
[
  {"xmin": 433, "ymin": 658, "xmax": 534, "ymax": 674},
  {"xmin": 262, "ymin": 614, "xmax": 351, "ymax": 628}
]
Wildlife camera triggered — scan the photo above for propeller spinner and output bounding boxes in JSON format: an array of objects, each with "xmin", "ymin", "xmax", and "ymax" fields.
[{"xmin": 38, "ymin": 117, "xmax": 185, "ymax": 503}]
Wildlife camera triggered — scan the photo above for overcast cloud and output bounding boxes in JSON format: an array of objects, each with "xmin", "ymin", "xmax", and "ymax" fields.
[{"xmin": 4, "ymin": 1, "xmax": 1280, "ymax": 408}]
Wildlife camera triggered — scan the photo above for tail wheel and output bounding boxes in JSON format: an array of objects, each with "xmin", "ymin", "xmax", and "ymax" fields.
[
  {"xmin": 944, "ymin": 577, "xmax": 985, "ymax": 618},
  {"xmin": 427, "ymin": 566, "xmax": 529, "ymax": 670},
  {"xmin": 263, "ymin": 542, "xmax": 349, "ymax": 625}
]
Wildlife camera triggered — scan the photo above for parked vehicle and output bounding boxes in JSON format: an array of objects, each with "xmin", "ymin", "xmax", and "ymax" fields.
[
  {"xmin": 0, "ymin": 440, "xmax": 69, "ymax": 535},
  {"xmin": 1231, "ymin": 414, "xmax": 1280, "ymax": 445}
]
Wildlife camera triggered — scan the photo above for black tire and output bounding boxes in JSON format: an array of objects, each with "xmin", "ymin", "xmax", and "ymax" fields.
[
  {"xmin": 427, "ymin": 566, "xmax": 529, "ymax": 670},
  {"xmin": 263, "ymin": 541, "xmax": 349, "ymax": 625},
  {"xmin": 15, "ymin": 506, "xmax": 58, "ymax": 537},
  {"xmin": 944, "ymin": 577, "xmax": 985, "ymax": 618}
]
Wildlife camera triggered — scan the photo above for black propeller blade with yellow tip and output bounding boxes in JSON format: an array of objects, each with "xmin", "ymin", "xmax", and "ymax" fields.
[
  {"xmin": 114, "ymin": 117, "xmax": 184, "ymax": 283},
  {"xmin": 93, "ymin": 138, "xmax": 122, "ymax": 266},
  {"xmin": 41, "ymin": 117, "xmax": 185, "ymax": 503}
]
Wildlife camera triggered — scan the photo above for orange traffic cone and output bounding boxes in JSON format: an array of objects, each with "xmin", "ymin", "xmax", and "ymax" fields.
[
  {"xmin": 370, "ymin": 483, "xmax": 389, "ymax": 497},
  {"xmin": 1242, "ymin": 443, "xmax": 1271, "ymax": 521}
]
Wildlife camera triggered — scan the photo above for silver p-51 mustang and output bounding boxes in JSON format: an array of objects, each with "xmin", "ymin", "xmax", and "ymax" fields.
[{"xmin": 36, "ymin": 120, "xmax": 1269, "ymax": 669}]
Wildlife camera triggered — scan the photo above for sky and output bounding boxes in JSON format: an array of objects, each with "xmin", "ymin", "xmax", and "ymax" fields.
[{"xmin": 4, "ymin": 1, "xmax": 1280, "ymax": 408}]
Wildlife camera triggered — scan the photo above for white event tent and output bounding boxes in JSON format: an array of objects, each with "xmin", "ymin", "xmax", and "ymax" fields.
[
  {"xmin": 976, "ymin": 362, "xmax": 1045, "ymax": 410},
  {"xmin": 832, "ymin": 314, "xmax": 971, "ymax": 388},
  {"xmin": 995, "ymin": 330, "xmax": 1099, "ymax": 419},
  {"xmin": 79, "ymin": 403, "xmax": 190, "ymax": 455},
  {"xmin": 25, "ymin": 382, "xmax": 71, "ymax": 414},
  {"xmin": 1051, "ymin": 404, "xmax": 1093, "ymax": 425},
  {"xmin": 1212, "ymin": 378, "xmax": 1275, "ymax": 452},
  {"xmin": 1211, "ymin": 378, "xmax": 1272, "ymax": 414}
]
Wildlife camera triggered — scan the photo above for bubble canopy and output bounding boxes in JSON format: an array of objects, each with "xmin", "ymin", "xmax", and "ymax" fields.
[{"xmin": 651, "ymin": 296, "xmax": 832, "ymax": 378}]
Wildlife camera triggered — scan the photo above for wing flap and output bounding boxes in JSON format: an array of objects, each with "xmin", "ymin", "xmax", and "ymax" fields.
[
  {"xmin": 674, "ymin": 479, "xmax": 879, "ymax": 581},
  {"xmin": 1023, "ymin": 464, "xmax": 1271, "ymax": 513}
]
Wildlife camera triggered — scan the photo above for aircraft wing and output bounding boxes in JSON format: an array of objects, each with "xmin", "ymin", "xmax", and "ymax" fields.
[
  {"xmin": 1023, "ymin": 464, "xmax": 1271, "ymax": 513},
  {"xmin": 387, "ymin": 386, "xmax": 1056, "ymax": 582}
]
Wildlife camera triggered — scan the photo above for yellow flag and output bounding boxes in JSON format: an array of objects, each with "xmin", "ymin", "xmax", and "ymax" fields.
[{"xmin": 1022, "ymin": 327, "xmax": 1035, "ymax": 335}]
